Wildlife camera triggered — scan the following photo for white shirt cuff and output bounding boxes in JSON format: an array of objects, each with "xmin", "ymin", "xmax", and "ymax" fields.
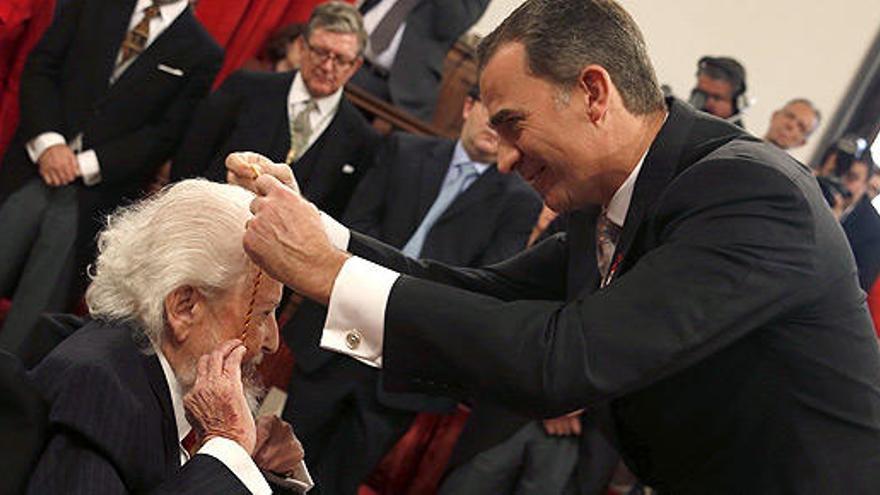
[
  {"xmin": 320, "ymin": 256, "xmax": 399, "ymax": 368},
  {"xmin": 76, "ymin": 149, "xmax": 102, "ymax": 186},
  {"xmin": 320, "ymin": 211, "xmax": 350, "ymax": 250},
  {"xmin": 26, "ymin": 132, "xmax": 66, "ymax": 163},
  {"xmin": 198, "ymin": 437, "xmax": 272, "ymax": 495}
]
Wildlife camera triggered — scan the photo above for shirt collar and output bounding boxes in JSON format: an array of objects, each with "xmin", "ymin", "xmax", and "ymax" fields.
[
  {"xmin": 155, "ymin": 347, "xmax": 191, "ymax": 443},
  {"xmin": 605, "ymin": 149, "xmax": 648, "ymax": 228},
  {"xmin": 451, "ymin": 140, "xmax": 491, "ymax": 175},
  {"xmin": 289, "ymin": 72, "xmax": 344, "ymax": 117},
  {"xmin": 135, "ymin": 0, "xmax": 188, "ymax": 21}
]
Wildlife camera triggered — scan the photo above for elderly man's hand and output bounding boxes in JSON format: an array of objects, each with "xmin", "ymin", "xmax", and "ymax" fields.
[
  {"xmin": 253, "ymin": 415, "xmax": 304, "ymax": 475},
  {"xmin": 38, "ymin": 144, "xmax": 79, "ymax": 187},
  {"xmin": 244, "ymin": 174, "xmax": 350, "ymax": 305},
  {"xmin": 183, "ymin": 340, "xmax": 257, "ymax": 455},
  {"xmin": 226, "ymin": 152, "xmax": 299, "ymax": 193}
]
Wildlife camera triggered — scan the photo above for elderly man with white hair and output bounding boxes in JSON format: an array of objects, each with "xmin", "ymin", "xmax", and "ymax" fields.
[{"xmin": 27, "ymin": 179, "xmax": 312, "ymax": 494}]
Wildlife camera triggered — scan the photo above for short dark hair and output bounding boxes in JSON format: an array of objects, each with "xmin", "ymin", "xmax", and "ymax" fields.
[
  {"xmin": 697, "ymin": 56, "xmax": 747, "ymax": 98},
  {"xmin": 477, "ymin": 0, "xmax": 664, "ymax": 115}
]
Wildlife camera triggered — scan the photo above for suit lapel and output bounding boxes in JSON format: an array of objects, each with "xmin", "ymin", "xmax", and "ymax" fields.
[
  {"xmin": 107, "ymin": 7, "xmax": 194, "ymax": 95},
  {"xmin": 143, "ymin": 352, "xmax": 181, "ymax": 476},
  {"xmin": 438, "ymin": 165, "xmax": 502, "ymax": 222},
  {"xmin": 94, "ymin": 0, "xmax": 137, "ymax": 95},
  {"xmin": 613, "ymin": 99, "xmax": 696, "ymax": 277},
  {"xmin": 567, "ymin": 207, "xmax": 602, "ymax": 297},
  {"xmin": 414, "ymin": 140, "xmax": 456, "ymax": 227}
]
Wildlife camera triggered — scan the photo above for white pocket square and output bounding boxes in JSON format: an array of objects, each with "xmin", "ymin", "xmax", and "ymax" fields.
[
  {"xmin": 341, "ymin": 164, "xmax": 356, "ymax": 174},
  {"xmin": 157, "ymin": 64, "xmax": 184, "ymax": 77}
]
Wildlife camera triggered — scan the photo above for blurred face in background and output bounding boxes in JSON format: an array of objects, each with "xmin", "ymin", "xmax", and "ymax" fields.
[
  {"xmin": 765, "ymin": 101, "xmax": 818, "ymax": 150},
  {"xmin": 297, "ymin": 27, "xmax": 362, "ymax": 98},
  {"xmin": 460, "ymin": 96, "xmax": 499, "ymax": 164},
  {"xmin": 694, "ymin": 74, "xmax": 735, "ymax": 119}
]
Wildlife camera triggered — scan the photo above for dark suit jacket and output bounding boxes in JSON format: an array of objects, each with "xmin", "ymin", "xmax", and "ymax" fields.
[
  {"xmin": 343, "ymin": 98, "xmax": 880, "ymax": 492},
  {"xmin": 0, "ymin": 350, "xmax": 47, "ymax": 495},
  {"xmin": 843, "ymin": 195, "xmax": 880, "ymax": 292},
  {"xmin": 0, "ymin": 0, "xmax": 222, "ymax": 268},
  {"xmin": 172, "ymin": 70, "xmax": 380, "ymax": 219},
  {"xmin": 360, "ymin": 0, "xmax": 490, "ymax": 121},
  {"xmin": 287, "ymin": 134, "xmax": 540, "ymax": 410},
  {"xmin": 27, "ymin": 320, "xmax": 250, "ymax": 494}
]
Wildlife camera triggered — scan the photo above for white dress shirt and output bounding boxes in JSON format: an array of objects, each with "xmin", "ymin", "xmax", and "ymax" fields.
[
  {"xmin": 155, "ymin": 350, "xmax": 272, "ymax": 494},
  {"xmin": 287, "ymin": 72, "xmax": 343, "ymax": 157},
  {"xmin": 362, "ymin": 0, "xmax": 408, "ymax": 70},
  {"xmin": 318, "ymin": 151, "xmax": 650, "ymax": 368},
  {"xmin": 26, "ymin": 0, "xmax": 188, "ymax": 186}
]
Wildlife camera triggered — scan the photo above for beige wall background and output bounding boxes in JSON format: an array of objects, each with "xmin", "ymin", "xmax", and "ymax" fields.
[{"xmin": 469, "ymin": 0, "xmax": 880, "ymax": 164}]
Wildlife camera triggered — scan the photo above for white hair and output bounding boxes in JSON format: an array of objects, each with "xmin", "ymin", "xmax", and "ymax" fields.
[{"xmin": 86, "ymin": 179, "xmax": 256, "ymax": 348}]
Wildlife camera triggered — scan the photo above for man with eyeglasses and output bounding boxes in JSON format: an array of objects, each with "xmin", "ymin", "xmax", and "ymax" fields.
[{"xmin": 173, "ymin": 1, "xmax": 379, "ymax": 220}]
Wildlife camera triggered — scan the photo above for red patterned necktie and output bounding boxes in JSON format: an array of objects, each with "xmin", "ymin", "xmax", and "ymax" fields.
[
  {"xmin": 596, "ymin": 212, "xmax": 622, "ymax": 278},
  {"xmin": 117, "ymin": 3, "xmax": 162, "ymax": 69},
  {"xmin": 181, "ymin": 429, "xmax": 199, "ymax": 460}
]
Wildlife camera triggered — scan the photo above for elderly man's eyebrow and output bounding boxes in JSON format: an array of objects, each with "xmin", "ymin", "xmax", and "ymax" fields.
[{"xmin": 490, "ymin": 109, "xmax": 525, "ymax": 129}]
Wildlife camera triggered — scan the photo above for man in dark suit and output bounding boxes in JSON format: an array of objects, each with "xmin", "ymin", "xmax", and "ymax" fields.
[
  {"xmin": 173, "ymin": 1, "xmax": 379, "ymax": 220},
  {"xmin": 28, "ymin": 180, "xmax": 310, "ymax": 494},
  {"xmin": 0, "ymin": 0, "xmax": 223, "ymax": 355},
  {"xmin": 282, "ymin": 86, "xmax": 541, "ymax": 494},
  {"xmin": 352, "ymin": 0, "xmax": 490, "ymax": 121},
  {"xmin": 239, "ymin": 0, "xmax": 880, "ymax": 492}
]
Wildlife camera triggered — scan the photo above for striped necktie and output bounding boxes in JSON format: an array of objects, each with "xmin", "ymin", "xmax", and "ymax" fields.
[
  {"xmin": 596, "ymin": 212, "xmax": 622, "ymax": 278},
  {"xmin": 117, "ymin": 2, "xmax": 163, "ymax": 69},
  {"xmin": 287, "ymin": 99, "xmax": 318, "ymax": 164}
]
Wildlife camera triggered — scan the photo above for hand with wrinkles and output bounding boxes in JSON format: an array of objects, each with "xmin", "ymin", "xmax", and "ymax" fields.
[{"xmin": 183, "ymin": 339, "xmax": 256, "ymax": 454}]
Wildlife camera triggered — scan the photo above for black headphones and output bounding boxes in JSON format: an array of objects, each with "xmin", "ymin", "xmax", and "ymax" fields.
[{"xmin": 691, "ymin": 56, "xmax": 750, "ymax": 118}]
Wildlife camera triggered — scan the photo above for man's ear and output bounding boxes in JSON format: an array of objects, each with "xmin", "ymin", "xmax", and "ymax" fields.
[
  {"xmin": 462, "ymin": 96, "xmax": 476, "ymax": 122},
  {"xmin": 164, "ymin": 285, "xmax": 204, "ymax": 344},
  {"xmin": 577, "ymin": 65, "xmax": 611, "ymax": 123}
]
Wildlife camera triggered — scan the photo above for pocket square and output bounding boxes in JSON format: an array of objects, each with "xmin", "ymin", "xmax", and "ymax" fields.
[
  {"xmin": 157, "ymin": 64, "xmax": 184, "ymax": 77},
  {"xmin": 341, "ymin": 164, "xmax": 356, "ymax": 174}
]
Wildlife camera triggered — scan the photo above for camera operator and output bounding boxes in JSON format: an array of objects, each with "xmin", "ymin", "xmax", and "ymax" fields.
[{"xmin": 817, "ymin": 137, "xmax": 880, "ymax": 335}]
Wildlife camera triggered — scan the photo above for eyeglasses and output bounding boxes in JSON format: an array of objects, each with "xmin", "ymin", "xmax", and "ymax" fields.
[{"xmin": 304, "ymin": 39, "xmax": 359, "ymax": 70}]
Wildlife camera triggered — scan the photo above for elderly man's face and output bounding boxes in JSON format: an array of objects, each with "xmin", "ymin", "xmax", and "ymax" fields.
[
  {"xmin": 297, "ymin": 28, "xmax": 362, "ymax": 98},
  {"xmin": 481, "ymin": 43, "xmax": 605, "ymax": 212},
  {"xmin": 765, "ymin": 101, "xmax": 818, "ymax": 150}
]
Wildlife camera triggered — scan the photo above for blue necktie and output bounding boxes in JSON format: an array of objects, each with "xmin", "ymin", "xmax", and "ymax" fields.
[{"xmin": 402, "ymin": 162, "xmax": 479, "ymax": 258}]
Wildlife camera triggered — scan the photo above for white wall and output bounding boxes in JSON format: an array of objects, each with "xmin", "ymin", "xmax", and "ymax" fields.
[{"xmin": 470, "ymin": 1, "xmax": 880, "ymax": 163}]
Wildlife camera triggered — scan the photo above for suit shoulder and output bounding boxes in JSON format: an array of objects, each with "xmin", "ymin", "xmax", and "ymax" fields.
[
  {"xmin": 390, "ymin": 132, "xmax": 451, "ymax": 157},
  {"xmin": 220, "ymin": 70, "xmax": 291, "ymax": 94},
  {"xmin": 179, "ymin": 9, "xmax": 223, "ymax": 59},
  {"xmin": 33, "ymin": 323, "xmax": 150, "ymax": 424}
]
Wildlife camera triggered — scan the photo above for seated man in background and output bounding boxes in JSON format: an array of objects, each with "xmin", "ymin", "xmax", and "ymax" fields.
[
  {"xmin": 279, "ymin": 84, "xmax": 541, "ymax": 494},
  {"xmin": 687, "ymin": 55, "xmax": 748, "ymax": 127},
  {"xmin": 28, "ymin": 179, "xmax": 311, "ymax": 494},
  {"xmin": 0, "ymin": 0, "xmax": 223, "ymax": 356},
  {"xmin": 173, "ymin": 1, "xmax": 379, "ymax": 219},
  {"xmin": 351, "ymin": 0, "xmax": 490, "ymax": 121},
  {"xmin": 763, "ymin": 98, "xmax": 821, "ymax": 151}
]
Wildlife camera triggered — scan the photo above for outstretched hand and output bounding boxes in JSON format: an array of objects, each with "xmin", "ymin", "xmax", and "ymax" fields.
[
  {"xmin": 244, "ymin": 174, "xmax": 349, "ymax": 305},
  {"xmin": 226, "ymin": 151, "xmax": 299, "ymax": 194}
]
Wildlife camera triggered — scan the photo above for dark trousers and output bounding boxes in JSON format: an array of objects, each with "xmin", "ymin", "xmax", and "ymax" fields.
[
  {"xmin": 0, "ymin": 178, "xmax": 77, "ymax": 356},
  {"xmin": 439, "ymin": 421, "xmax": 580, "ymax": 495},
  {"xmin": 284, "ymin": 357, "xmax": 414, "ymax": 495}
]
